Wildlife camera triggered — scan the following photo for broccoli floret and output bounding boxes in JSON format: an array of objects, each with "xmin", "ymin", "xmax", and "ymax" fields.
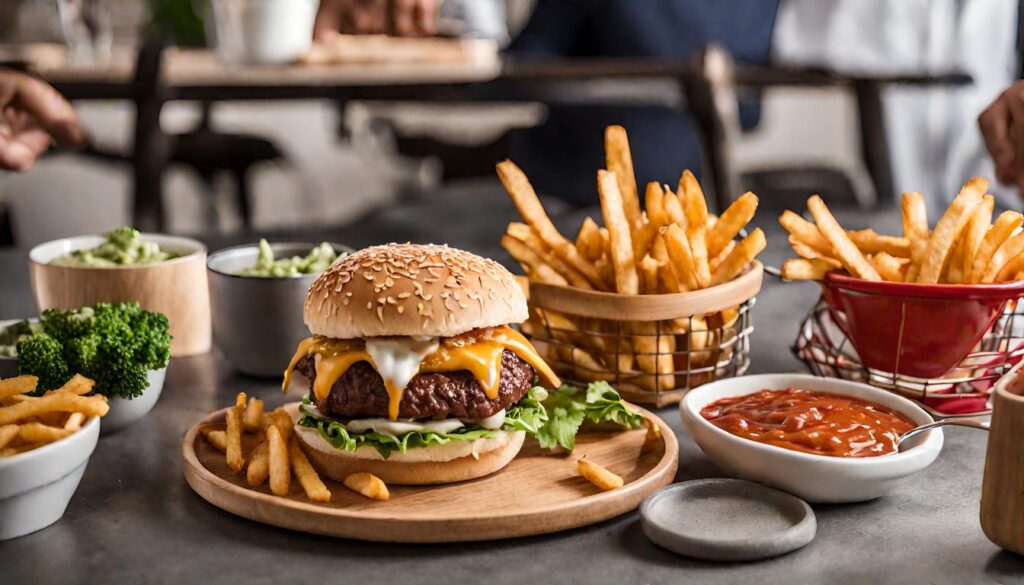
[
  {"xmin": 17, "ymin": 302, "xmax": 172, "ymax": 399},
  {"xmin": 16, "ymin": 333, "xmax": 70, "ymax": 394}
]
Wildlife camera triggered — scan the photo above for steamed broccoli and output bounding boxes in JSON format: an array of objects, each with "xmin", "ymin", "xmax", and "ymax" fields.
[{"xmin": 16, "ymin": 302, "xmax": 172, "ymax": 399}]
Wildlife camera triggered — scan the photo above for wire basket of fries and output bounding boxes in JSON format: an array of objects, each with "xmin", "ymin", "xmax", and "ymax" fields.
[
  {"xmin": 781, "ymin": 178, "xmax": 1024, "ymax": 407},
  {"xmin": 523, "ymin": 263, "xmax": 762, "ymax": 407},
  {"xmin": 498, "ymin": 125, "xmax": 767, "ymax": 406},
  {"xmin": 794, "ymin": 299, "xmax": 1024, "ymax": 417}
]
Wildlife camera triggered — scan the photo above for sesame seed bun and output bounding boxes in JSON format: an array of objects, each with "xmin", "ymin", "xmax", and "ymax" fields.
[{"xmin": 304, "ymin": 243, "xmax": 528, "ymax": 338}]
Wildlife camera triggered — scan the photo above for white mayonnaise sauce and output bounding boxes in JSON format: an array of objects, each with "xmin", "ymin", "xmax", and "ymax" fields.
[{"xmin": 364, "ymin": 336, "xmax": 439, "ymax": 394}]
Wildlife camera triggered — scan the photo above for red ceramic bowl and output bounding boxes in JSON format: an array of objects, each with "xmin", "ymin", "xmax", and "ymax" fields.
[{"xmin": 821, "ymin": 274, "xmax": 1024, "ymax": 379}]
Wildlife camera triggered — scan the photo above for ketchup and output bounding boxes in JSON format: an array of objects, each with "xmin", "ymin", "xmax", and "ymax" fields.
[{"xmin": 701, "ymin": 388, "xmax": 916, "ymax": 457}]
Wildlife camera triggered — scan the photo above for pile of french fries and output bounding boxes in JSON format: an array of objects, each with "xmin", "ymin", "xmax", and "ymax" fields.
[
  {"xmin": 781, "ymin": 177, "xmax": 1024, "ymax": 284},
  {"xmin": 0, "ymin": 374, "xmax": 108, "ymax": 457},
  {"xmin": 498, "ymin": 125, "xmax": 765, "ymax": 397},
  {"xmin": 201, "ymin": 393, "xmax": 389, "ymax": 502}
]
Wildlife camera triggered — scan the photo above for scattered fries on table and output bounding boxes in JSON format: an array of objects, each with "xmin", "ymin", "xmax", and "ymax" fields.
[
  {"xmin": 781, "ymin": 178, "xmax": 1024, "ymax": 285},
  {"xmin": 204, "ymin": 392, "xmax": 335, "ymax": 503},
  {"xmin": 499, "ymin": 125, "xmax": 765, "ymax": 395},
  {"xmin": 0, "ymin": 374, "xmax": 108, "ymax": 457},
  {"xmin": 576, "ymin": 457, "xmax": 624, "ymax": 491}
]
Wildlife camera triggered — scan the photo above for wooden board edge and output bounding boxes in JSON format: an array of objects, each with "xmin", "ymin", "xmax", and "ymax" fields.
[{"xmin": 181, "ymin": 404, "xmax": 679, "ymax": 543}]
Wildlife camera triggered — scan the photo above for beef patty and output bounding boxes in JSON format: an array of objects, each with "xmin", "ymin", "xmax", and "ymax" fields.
[{"xmin": 297, "ymin": 349, "xmax": 535, "ymax": 420}]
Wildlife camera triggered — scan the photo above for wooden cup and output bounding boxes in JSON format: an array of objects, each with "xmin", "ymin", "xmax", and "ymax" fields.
[
  {"xmin": 980, "ymin": 362, "xmax": 1024, "ymax": 554},
  {"xmin": 28, "ymin": 234, "xmax": 211, "ymax": 357}
]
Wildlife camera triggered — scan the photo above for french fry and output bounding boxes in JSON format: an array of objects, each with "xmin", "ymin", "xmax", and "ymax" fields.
[
  {"xmin": 246, "ymin": 440, "xmax": 269, "ymax": 486},
  {"xmin": 662, "ymin": 185, "xmax": 686, "ymax": 226},
  {"xmin": 678, "ymin": 170, "xmax": 708, "ymax": 236},
  {"xmin": 605, "ymin": 126, "xmax": 643, "ymax": 232},
  {"xmin": 18, "ymin": 422, "xmax": 74, "ymax": 444},
  {"xmin": 689, "ymin": 226, "xmax": 712, "ymax": 288},
  {"xmin": 205, "ymin": 430, "xmax": 227, "ymax": 452},
  {"xmin": 994, "ymin": 250, "xmax": 1024, "ymax": 282},
  {"xmin": 915, "ymin": 178, "xmax": 986, "ymax": 284},
  {"xmin": 497, "ymin": 160, "xmax": 603, "ymax": 287},
  {"xmin": 641, "ymin": 417, "xmax": 662, "ymax": 452},
  {"xmin": 0, "ymin": 375, "xmax": 38, "ymax": 400},
  {"xmin": 902, "ymin": 191, "xmax": 930, "ymax": 282},
  {"xmin": 244, "ymin": 397, "xmax": 264, "ymax": 432},
  {"xmin": 639, "ymin": 256, "xmax": 659, "ymax": 294},
  {"xmin": 846, "ymin": 229, "xmax": 911, "ymax": 258},
  {"xmin": 983, "ymin": 231, "xmax": 1024, "ymax": 283},
  {"xmin": 869, "ymin": 252, "xmax": 905, "ymax": 282},
  {"xmin": 225, "ymin": 407, "xmax": 244, "ymax": 473},
  {"xmin": 779, "ymin": 210, "xmax": 832, "ymax": 256},
  {"xmin": 577, "ymin": 457, "xmax": 623, "ymax": 491},
  {"xmin": 0, "ymin": 393, "xmax": 108, "ymax": 425},
  {"xmin": 632, "ymin": 220, "xmax": 659, "ymax": 265},
  {"xmin": 508, "ymin": 223, "xmax": 594, "ymax": 289},
  {"xmin": 707, "ymin": 192, "xmax": 758, "ymax": 258},
  {"xmin": 576, "ymin": 217, "xmax": 604, "ymax": 262},
  {"xmin": 0, "ymin": 424, "xmax": 18, "ymax": 449},
  {"xmin": 631, "ymin": 322, "xmax": 675, "ymax": 391},
  {"xmin": 597, "ymin": 169, "xmax": 640, "ymax": 294},
  {"xmin": 961, "ymin": 195, "xmax": 995, "ymax": 281},
  {"xmin": 652, "ymin": 236, "xmax": 682, "ymax": 293},
  {"xmin": 663, "ymin": 224, "xmax": 700, "ymax": 291},
  {"xmin": 806, "ymin": 195, "xmax": 880, "ymax": 281},
  {"xmin": 969, "ymin": 211, "xmax": 1023, "ymax": 283},
  {"xmin": 709, "ymin": 240, "xmax": 735, "ymax": 274},
  {"xmin": 289, "ymin": 437, "xmax": 331, "ymax": 503},
  {"xmin": 267, "ymin": 425, "xmax": 290, "ymax": 497},
  {"xmin": 645, "ymin": 182, "xmax": 670, "ymax": 227},
  {"xmin": 344, "ymin": 472, "xmax": 390, "ymax": 501},
  {"xmin": 711, "ymin": 228, "xmax": 766, "ymax": 286},
  {"xmin": 789, "ymin": 236, "xmax": 831, "ymax": 261},
  {"xmin": 781, "ymin": 258, "xmax": 840, "ymax": 281},
  {"xmin": 502, "ymin": 234, "xmax": 569, "ymax": 287},
  {"xmin": 59, "ymin": 374, "xmax": 95, "ymax": 396},
  {"xmin": 63, "ymin": 412, "xmax": 85, "ymax": 431}
]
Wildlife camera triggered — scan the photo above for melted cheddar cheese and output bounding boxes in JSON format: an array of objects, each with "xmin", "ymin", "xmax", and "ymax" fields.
[{"xmin": 282, "ymin": 325, "xmax": 560, "ymax": 420}]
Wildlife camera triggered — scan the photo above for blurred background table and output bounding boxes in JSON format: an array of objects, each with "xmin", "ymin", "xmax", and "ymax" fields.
[
  {"xmin": 1, "ymin": 43, "xmax": 970, "ymax": 233},
  {"xmin": 0, "ymin": 188, "xmax": 1019, "ymax": 584}
]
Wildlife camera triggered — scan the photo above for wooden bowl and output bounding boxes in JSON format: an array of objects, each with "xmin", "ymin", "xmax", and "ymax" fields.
[{"xmin": 28, "ymin": 234, "xmax": 211, "ymax": 357}]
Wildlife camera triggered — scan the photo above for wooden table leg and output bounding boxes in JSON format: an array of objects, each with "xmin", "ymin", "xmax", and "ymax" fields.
[{"xmin": 131, "ymin": 40, "xmax": 171, "ymax": 232}]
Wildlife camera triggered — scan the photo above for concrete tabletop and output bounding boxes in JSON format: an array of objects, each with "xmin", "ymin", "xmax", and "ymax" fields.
[{"xmin": 1, "ymin": 184, "xmax": 1020, "ymax": 584}]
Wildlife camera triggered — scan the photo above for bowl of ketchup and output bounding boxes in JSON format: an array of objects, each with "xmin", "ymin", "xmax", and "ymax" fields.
[{"xmin": 680, "ymin": 374, "xmax": 943, "ymax": 503}]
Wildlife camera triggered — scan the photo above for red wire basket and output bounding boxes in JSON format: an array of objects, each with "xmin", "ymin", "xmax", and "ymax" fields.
[{"xmin": 820, "ymin": 273, "xmax": 1024, "ymax": 379}]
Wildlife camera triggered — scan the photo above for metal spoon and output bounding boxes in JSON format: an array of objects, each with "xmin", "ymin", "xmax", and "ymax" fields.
[{"xmin": 897, "ymin": 418, "xmax": 989, "ymax": 452}]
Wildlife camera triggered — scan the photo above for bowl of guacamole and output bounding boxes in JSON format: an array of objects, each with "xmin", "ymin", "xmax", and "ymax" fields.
[
  {"xmin": 207, "ymin": 240, "xmax": 350, "ymax": 377},
  {"xmin": 28, "ymin": 228, "xmax": 211, "ymax": 357}
]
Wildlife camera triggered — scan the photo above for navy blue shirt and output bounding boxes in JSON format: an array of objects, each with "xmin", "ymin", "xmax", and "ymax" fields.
[{"xmin": 508, "ymin": 0, "xmax": 779, "ymax": 205}]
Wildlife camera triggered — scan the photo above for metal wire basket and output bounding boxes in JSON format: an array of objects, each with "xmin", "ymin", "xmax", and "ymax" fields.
[
  {"xmin": 793, "ymin": 298, "xmax": 1024, "ymax": 418},
  {"xmin": 522, "ymin": 263, "xmax": 762, "ymax": 407}
]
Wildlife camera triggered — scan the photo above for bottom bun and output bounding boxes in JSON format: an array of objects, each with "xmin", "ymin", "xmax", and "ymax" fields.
[{"xmin": 293, "ymin": 422, "xmax": 525, "ymax": 485}]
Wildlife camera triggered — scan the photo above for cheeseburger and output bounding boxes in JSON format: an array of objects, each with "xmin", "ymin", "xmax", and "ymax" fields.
[{"xmin": 284, "ymin": 243, "xmax": 561, "ymax": 485}]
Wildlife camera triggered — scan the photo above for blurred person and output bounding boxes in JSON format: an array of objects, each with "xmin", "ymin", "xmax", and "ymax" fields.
[
  {"xmin": 979, "ymin": 81, "xmax": 1024, "ymax": 195},
  {"xmin": 0, "ymin": 69, "xmax": 86, "ymax": 171},
  {"xmin": 506, "ymin": 0, "xmax": 779, "ymax": 205},
  {"xmin": 313, "ymin": 0, "xmax": 438, "ymax": 39},
  {"xmin": 775, "ymin": 0, "xmax": 1018, "ymax": 206}
]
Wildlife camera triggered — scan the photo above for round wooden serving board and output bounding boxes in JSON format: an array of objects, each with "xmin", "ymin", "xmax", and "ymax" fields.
[{"xmin": 181, "ymin": 402, "xmax": 678, "ymax": 542}]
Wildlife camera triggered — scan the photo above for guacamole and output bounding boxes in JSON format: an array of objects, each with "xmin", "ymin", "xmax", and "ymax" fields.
[
  {"xmin": 237, "ymin": 239, "xmax": 341, "ymax": 277},
  {"xmin": 51, "ymin": 227, "xmax": 178, "ymax": 267}
]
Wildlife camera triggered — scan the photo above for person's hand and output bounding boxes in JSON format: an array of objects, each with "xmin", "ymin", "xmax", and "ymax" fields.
[
  {"xmin": 313, "ymin": 0, "xmax": 437, "ymax": 40},
  {"xmin": 0, "ymin": 69, "xmax": 85, "ymax": 172},
  {"xmin": 979, "ymin": 80, "xmax": 1024, "ymax": 192}
]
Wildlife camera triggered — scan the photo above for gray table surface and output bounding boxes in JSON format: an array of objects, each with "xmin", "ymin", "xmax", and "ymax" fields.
[{"xmin": 1, "ymin": 183, "xmax": 1021, "ymax": 584}]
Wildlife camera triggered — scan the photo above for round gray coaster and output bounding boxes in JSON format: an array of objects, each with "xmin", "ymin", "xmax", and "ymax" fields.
[{"xmin": 640, "ymin": 478, "xmax": 816, "ymax": 562}]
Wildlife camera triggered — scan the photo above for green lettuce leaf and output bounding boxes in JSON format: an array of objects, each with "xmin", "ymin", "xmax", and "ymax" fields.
[
  {"xmin": 297, "ymin": 381, "xmax": 642, "ymax": 457},
  {"xmin": 297, "ymin": 397, "xmax": 496, "ymax": 459}
]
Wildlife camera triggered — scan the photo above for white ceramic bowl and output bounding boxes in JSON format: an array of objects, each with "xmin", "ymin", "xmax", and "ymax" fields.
[
  {"xmin": 29, "ymin": 233, "xmax": 211, "ymax": 357},
  {"xmin": 0, "ymin": 415, "xmax": 100, "ymax": 540},
  {"xmin": 680, "ymin": 374, "xmax": 943, "ymax": 503},
  {"xmin": 101, "ymin": 367, "xmax": 166, "ymax": 434}
]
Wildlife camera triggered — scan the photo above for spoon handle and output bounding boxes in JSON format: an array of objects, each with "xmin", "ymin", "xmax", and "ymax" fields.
[{"xmin": 899, "ymin": 418, "xmax": 989, "ymax": 445}]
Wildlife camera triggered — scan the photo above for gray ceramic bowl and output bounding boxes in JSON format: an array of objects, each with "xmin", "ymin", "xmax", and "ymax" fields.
[{"xmin": 207, "ymin": 242, "xmax": 350, "ymax": 378}]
